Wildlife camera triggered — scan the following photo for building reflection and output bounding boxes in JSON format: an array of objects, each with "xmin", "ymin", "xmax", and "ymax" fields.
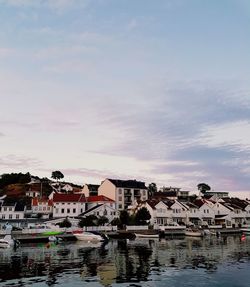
[{"xmin": 0, "ymin": 235, "xmax": 249, "ymax": 286}]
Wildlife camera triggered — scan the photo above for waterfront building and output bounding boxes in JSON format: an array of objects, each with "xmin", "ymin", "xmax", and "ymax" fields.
[
  {"xmin": 193, "ymin": 199, "xmax": 215, "ymax": 225},
  {"xmin": 31, "ymin": 197, "xmax": 53, "ymax": 219},
  {"xmin": 79, "ymin": 202, "xmax": 118, "ymax": 223},
  {"xmin": 52, "ymin": 193, "xmax": 86, "ymax": 218},
  {"xmin": 185, "ymin": 202, "xmax": 201, "ymax": 226},
  {"xmin": 98, "ymin": 179, "xmax": 148, "ymax": 210},
  {"xmin": 0, "ymin": 199, "xmax": 26, "ymax": 220}
]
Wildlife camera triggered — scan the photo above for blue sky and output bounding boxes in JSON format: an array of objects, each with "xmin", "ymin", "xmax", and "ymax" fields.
[{"xmin": 0, "ymin": 0, "xmax": 250, "ymax": 196}]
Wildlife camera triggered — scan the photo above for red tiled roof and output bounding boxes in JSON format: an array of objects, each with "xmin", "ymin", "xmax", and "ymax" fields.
[
  {"xmin": 86, "ymin": 195, "xmax": 114, "ymax": 202},
  {"xmin": 53, "ymin": 193, "xmax": 86, "ymax": 203}
]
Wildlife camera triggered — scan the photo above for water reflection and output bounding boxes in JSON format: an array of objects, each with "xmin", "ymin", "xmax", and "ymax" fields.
[{"xmin": 0, "ymin": 235, "xmax": 249, "ymax": 286}]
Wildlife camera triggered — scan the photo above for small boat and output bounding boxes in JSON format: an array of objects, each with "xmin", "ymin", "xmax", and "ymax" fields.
[
  {"xmin": 241, "ymin": 228, "xmax": 250, "ymax": 234},
  {"xmin": 41, "ymin": 231, "xmax": 64, "ymax": 236},
  {"xmin": 185, "ymin": 228, "xmax": 204, "ymax": 237},
  {"xmin": 48, "ymin": 236, "xmax": 63, "ymax": 243},
  {"xmin": 134, "ymin": 233, "xmax": 159, "ymax": 239},
  {"xmin": 0, "ymin": 235, "xmax": 14, "ymax": 248},
  {"xmin": 73, "ymin": 231, "xmax": 104, "ymax": 242}
]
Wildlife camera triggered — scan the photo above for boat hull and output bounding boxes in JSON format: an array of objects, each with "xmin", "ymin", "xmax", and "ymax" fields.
[
  {"xmin": 185, "ymin": 229, "xmax": 203, "ymax": 237},
  {"xmin": 74, "ymin": 232, "xmax": 104, "ymax": 242},
  {"xmin": 134, "ymin": 233, "xmax": 159, "ymax": 238}
]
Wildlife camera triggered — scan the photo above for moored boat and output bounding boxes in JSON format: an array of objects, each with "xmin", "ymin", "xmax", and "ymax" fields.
[
  {"xmin": 73, "ymin": 231, "xmax": 104, "ymax": 242},
  {"xmin": 241, "ymin": 228, "xmax": 250, "ymax": 234},
  {"xmin": 0, "ymin": 235, "xmax": 14, "ymax": 248},
  {"xmin": 134, "ymin": 233, "xmax": 159, "ymax": 239},
  {"xmin": 185, "ymin": 228, "xmax": 204, "ymax": 237}
]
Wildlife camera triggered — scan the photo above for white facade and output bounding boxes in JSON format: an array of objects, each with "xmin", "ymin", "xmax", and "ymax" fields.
[
  {"xmin": 198, "ymin": 202, "xmax": 215, "ymax": 225},
  {"xmin": 26, "ymin": 190, "xmax": 41, "ymax": 197},
  {"xmin": 81, "ymin": 203, "xmax": 118, "ymax": 222},
  {"xmin": 53, "ymin": 201, "xmax": 86, "ymax": 218},
  {"xmin": 0, "ymin": 204, "xmax": 25, "ymax": 220},
  {"xmin": 154, "ymin": 201, "xmax": 172, "ymax": 225}
]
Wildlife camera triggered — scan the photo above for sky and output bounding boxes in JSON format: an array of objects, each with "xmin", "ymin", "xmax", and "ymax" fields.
[{"xmin": 0, "ymin": 0, "xmax": 250, "ymax": 197}]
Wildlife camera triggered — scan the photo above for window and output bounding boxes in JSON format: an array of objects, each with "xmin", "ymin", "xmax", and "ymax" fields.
[
  {"xmin": 67, "ymin": 208, "xmax": 70, "ymax": 214},
  {"xmin": 73, "ymin": 208, "xmax": 76, "ymax": 213},
  {"xmin": 16, "ymin": 214, "xmax": 19, "ymax": 219},
  {"xmin": 61, "ymin": 208, "xmax": 65, "ymax": 213},
  {"xmin": 142, "ymin": 190, "xmax": 146, "ymax": 196},
  {"xmin": 118, "ymin": 204, "xmax": 122, "ymax": 209},
  {"xmin": 9, "ymin": 214, "xmax": 12, "ymax": 219},
  {"xmin": 55, "ymin": 208, "xmax": 59, "ymax": 214},
  {"xmin": 4, "ymin": 207, "xmax": 7, "ymax": 211},
  {"xmin": 118, "ymin": 196, "xmax": 122, "ymax": 201},
  {"xmin": 43, "ymin": 207, "xmax": 46, "ymax": 211},
  {"xmin": 9, "ymin": 207, "xmax": 12, "ymax": 211},
  {"xmin": 2, "ymin": 215, "xmax": 5, "ymax": 219},
  {"xmin": 81, "ymin": 209, "xmax": 83, "ymax": 213},
  {"xmin": 119, "ymin": 189, "xmax": 122, "ymax": 194}
]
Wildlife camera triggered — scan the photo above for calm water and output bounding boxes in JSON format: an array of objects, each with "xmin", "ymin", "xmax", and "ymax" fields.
[{"xmin": 0, "ymin": 235, "xmax": 250, "ymax": 287}]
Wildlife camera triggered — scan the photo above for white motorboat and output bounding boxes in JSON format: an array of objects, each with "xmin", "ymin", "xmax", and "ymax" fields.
[
  {"xmin": 0, "ymin": 235, "xmax": 14, "ymax": 248},
  {"xmin": 241, "ymin": 228, "xmax": 250, "ymax": 234},
  {"xmin": 185, "ymin": 228, "xmax": 204, "ymax": 237},
  {"xmin": 73, "ymin": 231, "xmax": 104, "ymax": 242},
  {"xmin": 134, "ymin": 233, "xmax": 159, "ymax": 239}
]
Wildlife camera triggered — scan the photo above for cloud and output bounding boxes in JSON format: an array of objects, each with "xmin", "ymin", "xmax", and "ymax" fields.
[
  {"xmin": 0, "ymin": 155, "xmax": 42, "ymax": 169},
  {"xmin": 89, "ymin": 80, "xmax": 250, "ymax": 191}
]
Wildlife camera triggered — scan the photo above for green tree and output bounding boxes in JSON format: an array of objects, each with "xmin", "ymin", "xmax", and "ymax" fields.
[
  {"xmin": 197, "ymin": 183, "xmax": 211, "ymax": 194},
  {"xmin": 97, "ymin": 216, "xmax": 109, "ymax": 226},
  {"xmin": 119, "ymin": 210, "xmax": 130, "ymax": 225},
  {"xmin": 78, "ymin": 215, "xmax": 98, "ymax": 227},
  {"xmin": 148, "ymin": 182, "xmax": 157, "ymax": 198},
  {"xmin": 0, "ymin": 172, "xmax": 31, "ymax": 189},
  {"xmin": 135, "ymin": 207, "xmax": 151, "ymax": 225},
  {"xmin": 51, "ymin": 171, "xmax": 64, "ymax": 182},
  {"xmin": 110, "ymin": 217, "xmax": 121, "ymax": 226},
  {"xmin": 58, "ymin": 218, "xmax": 72, "ymax": 228}
]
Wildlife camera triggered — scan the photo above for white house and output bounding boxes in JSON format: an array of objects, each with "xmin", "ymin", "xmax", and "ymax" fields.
[
  {"xmin": 193, "ymin": 199, "xmax": 215, "ymax": 225},
  {"xmin": 185, "ymin": 202, "xmax": 201, "ymax": 226},
  {"xmin": 244, "ymin": 201, "xmax": 250, "ymax": 224},
  {"xmin": 0, "ymin": 200, "xmax": 26, "ymax": 220},
  {"xmin": 53, "ymin": 193, "xmax": 86, "ymax": 218},
  {"xmin": 98, "ymin": 179, "xmax": 148, "ymax": 210},
  {"xmin": 170, "ymin": 200, "xmax": 189, "ymax": 224},
  {"xmin": 61, "ymin": 184, "xmax": 73, "ymax": 193},
  {"xmin": 79, "ymin": 203, "xmax": 118, "ymax": 223},
  {"xmin": 154, "ymin": 201, "xmax": 172, "ymax": 226},
  {"xmin": 31, "ymin": 197, "xmax": 53, "ymax": 219}
]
